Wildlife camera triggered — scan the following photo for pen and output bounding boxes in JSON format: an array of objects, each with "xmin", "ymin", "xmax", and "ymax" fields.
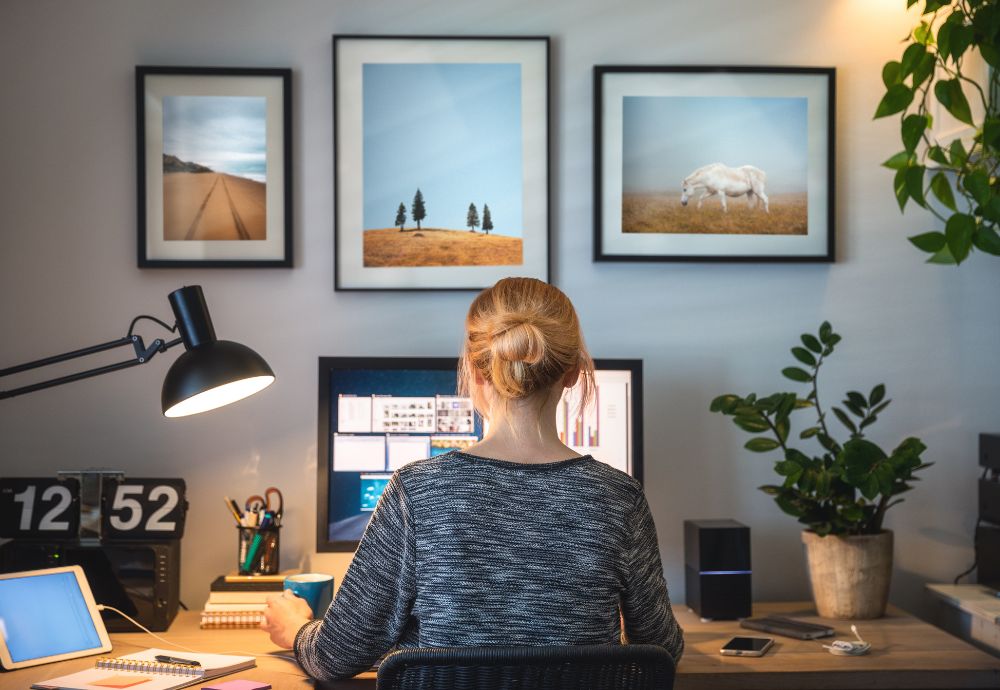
[
  {"xmin": 223, "ymin": 496, "xmax": 243, "ymax": 526},
  {"xmin": 154, "ymin": 655, "xmax": 201, "ymax": 667}
]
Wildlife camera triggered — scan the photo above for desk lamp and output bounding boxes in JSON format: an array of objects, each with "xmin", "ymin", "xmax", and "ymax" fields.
[{"xmin": 0, "ymin": 285, "xmax": 274, "ymax": 417}]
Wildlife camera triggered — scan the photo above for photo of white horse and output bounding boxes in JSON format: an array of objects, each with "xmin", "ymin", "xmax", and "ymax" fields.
[
  {"xmin": 680, "ymin": 163, "xmax": 769, "ymax": 213},
  {"xmin": 621, "ymin": 95, "xmax": 807, "ymax": 235}
]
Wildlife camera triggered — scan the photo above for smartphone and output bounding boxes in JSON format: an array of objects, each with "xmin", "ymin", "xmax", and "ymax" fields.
[{"xmin": 720, "ymin": 636, "xmax": 774, "ymax": 657}]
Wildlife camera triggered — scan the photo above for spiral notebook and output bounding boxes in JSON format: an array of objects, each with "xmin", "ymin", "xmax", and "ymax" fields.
[{"xmin": 31, "ymin": 648, "xmax": 255, "ymax": 690}]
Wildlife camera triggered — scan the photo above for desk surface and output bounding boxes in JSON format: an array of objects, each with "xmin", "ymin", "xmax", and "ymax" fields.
[{"xmin": 2, "ymin": 602, "xmax": 998, "ymax": 690}]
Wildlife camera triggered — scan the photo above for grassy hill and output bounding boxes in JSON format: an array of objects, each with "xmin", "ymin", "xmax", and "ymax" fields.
[
  {"xmin": 363, "ymin": 228, "xmax": 523, "ymax": 267},
  {"xmin": 622, "ymin": 192, "xmax": 807, "ymax": 235}
]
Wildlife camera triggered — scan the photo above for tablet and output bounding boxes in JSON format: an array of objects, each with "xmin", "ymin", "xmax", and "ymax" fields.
[{"xmin": 0, "ymin": 565, "xmax": 112, "ymax": 670}]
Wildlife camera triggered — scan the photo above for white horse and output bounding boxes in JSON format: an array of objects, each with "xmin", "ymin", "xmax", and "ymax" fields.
[{"xmin": 680, "ymin": 163, "xmax": 769, "ymax": 213}]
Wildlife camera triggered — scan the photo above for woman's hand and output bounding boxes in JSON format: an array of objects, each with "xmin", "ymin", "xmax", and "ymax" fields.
[{"xmin": 261, "ymin": 589, "xmax": 314, "ymax": 649}]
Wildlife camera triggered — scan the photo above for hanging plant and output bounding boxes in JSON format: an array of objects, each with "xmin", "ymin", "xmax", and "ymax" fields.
[{"xmin": 874, "ymin": 0, "xmax": 1000, "ymax": 264}]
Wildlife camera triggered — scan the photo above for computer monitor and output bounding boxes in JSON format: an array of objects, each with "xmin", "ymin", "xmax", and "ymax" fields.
[{"xmin": 316, "ymin": 357, "xmax": 643, "ymax": 552}]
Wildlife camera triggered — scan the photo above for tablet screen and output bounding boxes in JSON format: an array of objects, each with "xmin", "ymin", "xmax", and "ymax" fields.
[{"xmin": 0, "ymin": 570, "xmax": 104, "ymax": 663}]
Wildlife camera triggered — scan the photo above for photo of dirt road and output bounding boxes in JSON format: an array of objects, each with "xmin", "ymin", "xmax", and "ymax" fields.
[{"xmin": 163, "ymin": 171, "xmax": 266, "ymax": 241}]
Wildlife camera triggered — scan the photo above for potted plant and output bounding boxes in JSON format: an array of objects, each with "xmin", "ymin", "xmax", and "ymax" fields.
[
  {"xmin": 710, "ymin": 323, "xmax": 932, "ymax": 618},
  {"xmin": 874, "ymin": 0, "xmax": 1000, "ymax": 265}
]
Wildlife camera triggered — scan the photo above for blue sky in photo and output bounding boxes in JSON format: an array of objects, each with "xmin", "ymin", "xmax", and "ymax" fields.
[
  {"xmin": 162, "ymin": 96, "xmax": 267, "ymax": 182},
  {"xmin": 622, "ymin": 96, "xmax": 807, "ymax": 194},
  {"xmin": 363, "ymin": 63, "xmax": 522, "ymax": 235}
]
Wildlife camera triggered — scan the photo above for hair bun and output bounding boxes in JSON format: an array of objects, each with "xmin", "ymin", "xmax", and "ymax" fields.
[{"xmin": 491, "ymin": 318, "xmax": 546, "ymax": 365}]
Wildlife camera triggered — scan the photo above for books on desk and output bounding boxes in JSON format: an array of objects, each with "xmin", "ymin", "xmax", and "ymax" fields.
[
  {"xmin": 201, "ymin": 575, "xmax": 283, "ymax": 629},
  {"xmin": 31, "ymin": 648, "xmax": 254, "ymax": 690}
]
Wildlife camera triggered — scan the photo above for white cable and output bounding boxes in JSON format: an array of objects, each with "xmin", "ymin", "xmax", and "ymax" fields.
[{"xmin": 97, "ymin": 604, "xmax": 201, "ymax": 653}]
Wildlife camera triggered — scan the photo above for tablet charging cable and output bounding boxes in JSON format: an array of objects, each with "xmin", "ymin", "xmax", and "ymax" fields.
[{"xmin": 97, "ymin": 604, "xmax": 202, "ymax": 653}]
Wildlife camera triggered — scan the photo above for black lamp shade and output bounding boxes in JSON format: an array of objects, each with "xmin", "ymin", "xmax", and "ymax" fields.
[{"xmin": 161, "ymin": 340, "xmax": 274, "ymax": 418}]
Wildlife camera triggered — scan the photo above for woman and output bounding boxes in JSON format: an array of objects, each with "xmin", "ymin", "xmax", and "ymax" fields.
[{"xmin": 262, "ymin": 277, "xmax": 684, "ymax": 680}]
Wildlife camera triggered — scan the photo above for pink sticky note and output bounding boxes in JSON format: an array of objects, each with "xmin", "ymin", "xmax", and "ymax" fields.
[{"xmin": 200, "ymin": 681, "xmax": 271, "ymax": 690}]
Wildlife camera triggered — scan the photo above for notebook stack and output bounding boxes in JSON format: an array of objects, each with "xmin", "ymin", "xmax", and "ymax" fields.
[{"xmin": 200, "ymin": 573, "xmax": 293, "ymax": 629}]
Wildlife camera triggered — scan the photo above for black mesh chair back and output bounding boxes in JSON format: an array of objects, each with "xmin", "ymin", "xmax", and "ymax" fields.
[{"xmin": 376, "ymin": 644, "xmax": 676, "ymax": 690}]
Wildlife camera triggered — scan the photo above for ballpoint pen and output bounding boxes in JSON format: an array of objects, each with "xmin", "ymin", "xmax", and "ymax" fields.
[{"xmin": 154, "ymin": 655, "xmax": 201, "ymax": 667}]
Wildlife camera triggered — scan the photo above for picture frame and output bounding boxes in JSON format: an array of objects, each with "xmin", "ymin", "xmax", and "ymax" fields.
[
  {"xmin": 136, "ymin": 66, "xmax": 292, "ymax": 268},
  {"xmin": 594, "ymin": 66, "xmax": 835, "ymax": 262},
  {"xmin": 333, "ymin": 35, "xmax": 550, "ymax": 290}
]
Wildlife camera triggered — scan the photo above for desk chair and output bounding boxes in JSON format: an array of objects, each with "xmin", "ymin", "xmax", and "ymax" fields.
[{"xmin": 375, "ymin": 644, "xmax": 675, "ymax": 690}]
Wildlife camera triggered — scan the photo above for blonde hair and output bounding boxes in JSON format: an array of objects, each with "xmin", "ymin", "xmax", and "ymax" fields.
[{"xmin": 458, "ymin": 277, "xmax": 595, "ymax": 421}]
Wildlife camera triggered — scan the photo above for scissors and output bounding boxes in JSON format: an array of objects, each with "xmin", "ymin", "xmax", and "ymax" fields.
[
  {"xmin": 244, "ymin": 494, "xmax": 266, "ymax": 513},
  {"xmin": 264, "ymin": 486, "xmax": 284, "ymax": 522}
]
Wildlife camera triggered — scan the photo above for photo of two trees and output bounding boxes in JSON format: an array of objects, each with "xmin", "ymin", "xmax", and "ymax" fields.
[{"xmin": 361, "ymin": 63, "xmax": 524, "ymax": 267}]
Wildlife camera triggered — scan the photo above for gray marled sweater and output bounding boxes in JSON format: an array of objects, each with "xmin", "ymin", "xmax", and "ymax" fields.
[{"xmin": 294, "ymin": 451, "xmax": 684, "ymax": 680}]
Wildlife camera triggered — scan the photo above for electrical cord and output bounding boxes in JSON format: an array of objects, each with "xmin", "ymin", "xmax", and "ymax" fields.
[
  {"xmin": 127, "ymin": 315, "xmax": 177, "ymax": 338},
  {"xmin": 97, "ymin": 603, "xmax": 304, "ymax": 663}
]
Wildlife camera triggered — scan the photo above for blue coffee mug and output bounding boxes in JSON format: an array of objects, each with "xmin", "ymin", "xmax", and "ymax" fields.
[{"xmin": 284, "ymin": 573, "xmax": 335, "ymax": 617}]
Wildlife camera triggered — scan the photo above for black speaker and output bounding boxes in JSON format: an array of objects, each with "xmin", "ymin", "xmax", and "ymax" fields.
[{"xmin": 684, "ymin": 519, "xmax": 752, "ymax": 620}]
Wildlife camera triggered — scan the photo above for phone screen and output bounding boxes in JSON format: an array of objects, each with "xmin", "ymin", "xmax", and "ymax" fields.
[{"xmin": 722, "ymin": 637, "xmax": 772, "ymax": 652}]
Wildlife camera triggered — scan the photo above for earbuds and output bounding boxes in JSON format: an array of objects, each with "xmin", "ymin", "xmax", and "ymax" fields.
[{"xmin": 823, "ymin": 625, "xmax": 871, "ymax": 656}]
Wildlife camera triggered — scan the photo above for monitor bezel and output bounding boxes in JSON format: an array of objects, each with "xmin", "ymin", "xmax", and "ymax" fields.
[
  {"xmin": 0, "ymin": 565, "xmax": 113, "ymax": 670},
  {"xmin": 316, "ymin": 356, "xmax": 643, "ymax": 552}
]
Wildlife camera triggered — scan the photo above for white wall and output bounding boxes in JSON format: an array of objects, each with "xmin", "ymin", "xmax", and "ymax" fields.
[{"xmin": 1, "ymin": 0, "xmax": 996, "ymax": 620}]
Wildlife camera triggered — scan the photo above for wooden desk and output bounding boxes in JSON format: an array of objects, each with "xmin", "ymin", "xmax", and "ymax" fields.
[{"xmin": 2, "ymin": 602, "xmax": 998, "ymax": 690}]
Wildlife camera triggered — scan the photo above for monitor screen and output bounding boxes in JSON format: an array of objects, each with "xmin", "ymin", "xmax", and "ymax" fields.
[{"xmin": 316, "ymin": 357, "xmax": 643, "ymax": 551}]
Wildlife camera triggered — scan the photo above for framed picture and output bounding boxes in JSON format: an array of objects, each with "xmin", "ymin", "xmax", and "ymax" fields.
[
  {"xmin": 594, "ymin": 66, "xmax": 835, "ymax": 262},
  {"xmin": 333, "ymin": 35, "xmax": 550, "ymax": 290},
  {"xmin": 136, "ymin": 66, "xmax": 292, "ymax": 267}
]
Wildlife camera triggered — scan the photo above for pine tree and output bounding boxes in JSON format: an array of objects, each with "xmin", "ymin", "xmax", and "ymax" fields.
[
  {"xmin": 467, "ymin": 203, "xmax": 480, "ymax": 232},
  {"xmin": 394, "ymin": 202, "xmax": 407, "ymax": 232},
  {"xmin": 412, "ymin": 189, "xmax": 426, "ymax": 231},
  {"xmin": 482, "ymin": 204, "xmax": 493, "ymax": 235}
]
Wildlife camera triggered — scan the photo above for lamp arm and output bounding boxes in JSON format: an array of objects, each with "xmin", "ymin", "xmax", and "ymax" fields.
[{"xmin": 0, "ymin": 330, "xmax": 184, "ymax": 401}]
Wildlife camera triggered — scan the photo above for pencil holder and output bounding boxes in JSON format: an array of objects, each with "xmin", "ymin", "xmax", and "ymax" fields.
[{"xmin": 237, "ymin": 525, "xmax": 280, "ymax": 575}]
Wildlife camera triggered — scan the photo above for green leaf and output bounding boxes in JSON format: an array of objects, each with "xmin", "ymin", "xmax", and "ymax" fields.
[
  {"xmin": 841, "ymin": 503, "xmax": 864, "ymax": 522},
  {"xmin": 869, "ymin": 384, "xmax": 886, "ymax": 406},
  {"xmin": 934, "ymin": 79, "xmax": 974, "ymax": 126},
  {"xmin": 937, "ymin": 20, "xmax": 954, "ymax": 59},
  {"xmin": 842, "ymin": 438, "xmax": 890, "ymax": 500},
  {"xmin": 709, "ymin": 394, "xmax": 740, "ymax": 412},
  {"xmin": 843, "ymin": 400, "xmax": 865, "ymax": 417},
  {"xmin": 901, "ymin": 43, "xmax": 926, "ymax": 77},
  {"xmin": 817, "ymin": 433, "xmax": 841, "ymax": 454},
  {"xmin": 875, "ymin": 83, "xmax": 914, "ymax": 119},
  {"xmin": 882, "ymin": 61, "xmax": 902, "ymax": 88},
  {"xmin": 909, "ymin": 231, "xmax": 947, "ymax": 253},
  {"xmin": 782, "ymin": 367, "xmax": 812, "ymax": 383},
  {"xmin": 801, "ymin": 334, "xmax": 822, "ymax": 353},
  {"xmin": 950, "ymin": 138, "xmax": 968, "ymax": 167},
  {"xmin": 775, "ymin": 418, "xmax": 790, "ymax": 444},
  {"xmin": 905, "ymin": 165, "xmax": 927, "ymax": 207},
  {"xmin": 791, "ymin": 346, "xmax": 816, "ymax": 366},
  {"xmin": 833, "ymin": 407, "xmax": 858, "ymax": 434},
  {"xmin": 963, "ymin": 170, "xmax": 991, "ymax": 206},
  {"xmin": 982, "ymin": 43, "xmax": 1000, "ymax": 69},
  {"xmin": 927, "ymin": 145, "xmax": 949, "ymax": 166},
  {"xmin": 923, "ymin": 0, "xmax": 949, "ymax": 13},
  {"xmin": 734, "ymin": 415, "xmax": 770, "ymax": 433},
  {"xmin": 912, "ymin": 52, "xmax": 936, "ymax": 89},
  {"xmin": 928, "ymin": 242, "xmax": 958, "ymax": 263},
  {"xmin": 972, "ymin": 225, "xmax": 1000, "ymax": 256},
  {"xmin": 901, "ymin": 114, "xmax": 928, "ymax": 153},
  {"xmin": 847, "ymin": 391, "xmax": 867, "ymax": 408},
  {"xmin": 930, "ymin": 172, "xmax": 957, "ymax": 211},
  {"xmin": 745, "ymin": 437, "xmax": 781, "ymax": 453},
  {"xmin": 882, "ymin": 151, "xmax": 913, "ymax": 170},
  {"xmin": 818, "ymin": 322, "xmax": 833, "ymax": 344},
  {"xmin": 949, "ymin": 25, "xmax": 974, "ymax": 62},
  {"xmin": 759, "ymin": 484, "xmax": 783, "ymax": 496},
  {"xmin": 800, "ymin": 426, "xmax": 820, "ymax": 439},
  {"xmin": 894, "ymin": 168, "xmax": 909, "ymax": 211},
  {"xmin": 871, "ymin": 400, "xmax": 892, "ymax": 416},
  {"xmin": 945, "ymin": 213, "xmax": 976, "ymax": 264},
  {"xmin": 983, "ymin": 118, "xmax": 1000, "ymax": 150},
  {"xmin": 914, "ymin": 21, "xmax": 933, "ymax": 45},
  {"xmin": 775, "ymin": 494, "xmax": 805, "ymax": 518}
]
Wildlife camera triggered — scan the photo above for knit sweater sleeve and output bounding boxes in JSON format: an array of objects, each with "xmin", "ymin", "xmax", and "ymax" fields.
[
  {"xmin": 294, "ymin": 472, "xmax": 416, "ymax": 680},
  {"xmin": 620, "ymin": 488, "xmax": 684, "ymax": 664}
]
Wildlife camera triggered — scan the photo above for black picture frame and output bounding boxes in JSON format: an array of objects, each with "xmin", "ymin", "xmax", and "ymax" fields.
[
  {"xmin": 333, "ymin": 35, "xmax": 551, "ymax": 290},
  {"xmin": 594, "ymin": 65, "xmax": 835, "ymax": 262},
  {"xmin": 136, "ymin": 66, "xmax": 293, "ymax": 268}
]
